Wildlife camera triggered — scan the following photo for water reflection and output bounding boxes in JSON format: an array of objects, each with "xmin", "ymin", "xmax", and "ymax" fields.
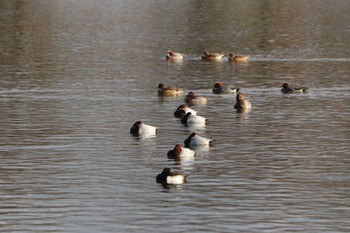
[
  {"xmin": 172, "ymin": 158, "xmax": 195, "ymax": 172},
  {"xmin": 186, "ymin": 123, "xmax": 206, "ymax": 133},
  {"xmin": 235, "ymin": 109, "xmax": 252, "ymax": 122},
  {"xmin": 131, "ymin": 134, "xmax": 157, "ymax": 143}
]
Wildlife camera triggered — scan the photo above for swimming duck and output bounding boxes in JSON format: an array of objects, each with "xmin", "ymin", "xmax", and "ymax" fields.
[
  {"xmin": 228, "ymin": 51, "xmax": 249, "ymax": 62},
  {"xmin": 167, "ymin": 144, "xmax": 196, "ymax": 160},
  {"xmin": 185, "ymin": 91, "xmax": 208, "ymax": 105},
  {"xmin": 281, "ymin": 82, "xmax": 308, "ymax": 94},
  {"xmin": 174, "ymin": 104, "xmax": 197, "ymax": 118},
  {"xmin": 166, "ymin": 49, "xmax": 184, "ymax": 61},
  {"xmin": 233, "ymin": 93, "xmax": 251, "ymax": 110},
  {"xmin": 184, "ymin": 132, "xmax": 214, "ymax": 147},
  {"xmin": 157, "ymin": 83, "xmax": 184, "ymax": 96},
  {"xmin": 201, "ymin": 51, "xmax": 225, "ymax": 61},
  {"xmin": 156, "ymin": 168, "xmax": 188, "ymax": 185},
  {"xmin": 130, "ymin": 121, "xmax": 158, "ymax": 136},
  {"xmin": 212, "ymin": 82, "xmax": 240, "ymax": 94},
  {"xmin": 181, "ymin": 112, "xmax": 207, "ymax": 126}
]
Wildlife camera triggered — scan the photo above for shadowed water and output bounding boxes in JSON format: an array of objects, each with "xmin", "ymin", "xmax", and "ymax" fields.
[{"xmin": 0, "ymin": 0, "xmax": 349, "ymax": 232}]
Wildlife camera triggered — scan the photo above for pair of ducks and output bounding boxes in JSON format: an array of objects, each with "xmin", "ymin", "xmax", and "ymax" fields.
[
  {"xmin": 166, "ymin": 132, "xmax": 214, "ymax": 160},
  {"xmin": 173, "ymin": 104, "xmax": 207, "ymax": 127},
  {"xmin": 230, "ymin": 82, "xmax": 308, "ymax": 109},
  {"xmin": 130, "ymin": 122, "xmax": 213, "ymax": 148},
  {"xmin": 166, "ymin": 49, "xmax": 249, "ymax": 62},
  {"xmin": 281, "ymin": 82, "xmax": 308, "ymax": 93},
  {"xmin": 212, "ymin": 82, "xmax": 252, "ymax": 111},
  {"xmin": 158, "ymin": 132, "xmax": 215, "ymax": 185},
  {"xmin": 202, "ymin": 51, "xmax": 249, "ymax": 62},
  {"xmin": 130, "ymin": 122, "xmax": 213, "ymax": 146}
]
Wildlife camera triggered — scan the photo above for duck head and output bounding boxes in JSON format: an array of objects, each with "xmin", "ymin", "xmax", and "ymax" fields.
[{"xmin": 236, "ymin": 93, "xmax": 245, "ymax": 102}]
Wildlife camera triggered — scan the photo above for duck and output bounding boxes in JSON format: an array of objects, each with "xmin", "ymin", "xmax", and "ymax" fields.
[
  {"xmin": 281, "ymin": 82, "xmax": 308, "ymax": 94},
  {"xmin": 157, "ymin": 83, "xmax": 184, "ymax": 96},
  {"xmin": 184, "ymin": 132, "xmax": 214, "ymax": 147},
  {"xmin": 228, "ymin": 51, "xmax": 249, "ymax": 62},
  {"xmin": 167, "ymin": 144, "xmax": 196, "ymax": 160},
  {"xmin": 166, "ymin": 49, "xmax": 184, "ymax": 61},
  {"xmin": 181, "ymin": 112, "xmax": 207, "ymax": 126},
  {"xmin": 201, "ymin": 51, "xmax": 225, "ymax": 61},
  {"xmin": 212, "ymin": 82, "xmax": 240, "ymax": 94},
  {"xmin": 174, "ymin": 104, "xmax": 197, "ymax": 118},
  {"xmin": 233, "ymin": 93, "xmax": 251, "ymax": 110},
  {"xmin": 130, "ymin": 121, "xmax": 158, "ymax": 136},
  {"xmin": 156, "ymin": 168, "xmax": 188, "ymax": 185},
  {"xmin": 185, "ymin": 91, "xmax": 208, "ymax": 105}
]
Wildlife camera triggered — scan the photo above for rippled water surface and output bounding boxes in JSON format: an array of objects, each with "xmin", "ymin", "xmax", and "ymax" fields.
[{"xmin": 0, "ymin": 0, "xmax": 349, "ymax": 232}]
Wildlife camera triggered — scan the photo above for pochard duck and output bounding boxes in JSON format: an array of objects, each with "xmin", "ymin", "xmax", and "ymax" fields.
[
  {"xmin": 201, "ymin": 51, "xmax": 225, "ymax": 61},
  {"xmin": 281, "ymin": 82, "xmax": 308, "ymax": 94},
  {"xmin": 185, "ymin": 91, "xmax": 208, "ymax": 105},
  {"xmin": 130, "ymin": 121, "xmax": 158, "ymax": 136},
  {"xmin": 157, "ymin": 83, "xmax": 184, "ymax": 96},
  {"xmin": 212, "ymin": 82, "xmax": 240, "ymax": 94},
  {"xmin": 181, "ymin": 112, "xmax": 207, "ymax": 126},
  {"xmin": 184, "ymin": 132, "xmax": 214, "ymax": 147},
  {"xmin": 166, "ymin": 49, "xmax": 184, "ymax": 61},
  {"xmin": 167, "ymin": 144, "xmax": 196, "ymax": 160},
  {"xmin": 174, "ymin": 104, "xmax": 197, "ymax": 118},
  {"xmin": 156, "ymin": 168, "xmax": 188, "ymax": 185},
  {"xmin": 234, "ymin": 93, "xmax": 251, "ymax": 110}
]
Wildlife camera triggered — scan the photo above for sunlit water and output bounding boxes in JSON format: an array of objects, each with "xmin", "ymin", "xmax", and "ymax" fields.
[{"xmin": 0, "ymin": 0, "xmax": 349, "ymax": 232}]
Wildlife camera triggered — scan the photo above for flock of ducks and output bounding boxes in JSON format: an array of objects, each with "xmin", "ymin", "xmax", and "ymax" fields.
[
  {"xmin": 131, "ymin": 49, "xmax": 309, "ymax": 186},
  {"xmin": 166, "ymin": 49, "xmax": 250, "ymax": 62}
]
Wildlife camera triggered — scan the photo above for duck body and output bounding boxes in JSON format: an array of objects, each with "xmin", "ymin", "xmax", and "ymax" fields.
[
  {"xmin": 228, "ymin": 52, "xmax": 249, "ymax": 62},
  {"xmin": 130, "ymin": 121, "xmax": 158, "ymax": 136},
  {"xmin": 234, "ymin": 100, "xmax": 252, "ymax": 110},
  {"xmin": 181, "ymin": 112, "xmax": 207, "ymax": 126},
  {"xmin": 201, "ymin": 51, "xmax": 225, "ymax": 61},
  {"xmin": 212, "ymin": 82, "xmax": 240, "ymax": 94},
  {"xmin": 174, "ymin": 104, "xmax": 197, "ymax": 118},
  {"xmin": 234, "ymin": 93, "xmax": 252, "ymax": 110},
  {"xmin": 281, "ymin": 82, "xmax": 308, "ymax": 94},
  {"xmin": 184, "ymin": 132, "xmax": 214, "ymax": 147},
  {"xmin": 185, "ymin": 91, "xmax": 208, "ymax": 105},
  {"xmin": 156, "ymin": 168, "xmax": 188, "ymax": 185},
  {"xmin": 158, "ymin": 83, "xmax": 184, "ymax": 96},
  {"xmin": 166, "ymin": 49, "xmax": 184, "ymax": 61},
  {"xmin": 167, "ymin": 144, "xmax": 196, "ymax": 160}
]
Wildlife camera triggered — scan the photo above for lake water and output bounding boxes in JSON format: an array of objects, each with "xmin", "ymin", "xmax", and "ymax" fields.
[{"xmin": 0, "ymin": 0, "xmax": 349, "ymax": 232}]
